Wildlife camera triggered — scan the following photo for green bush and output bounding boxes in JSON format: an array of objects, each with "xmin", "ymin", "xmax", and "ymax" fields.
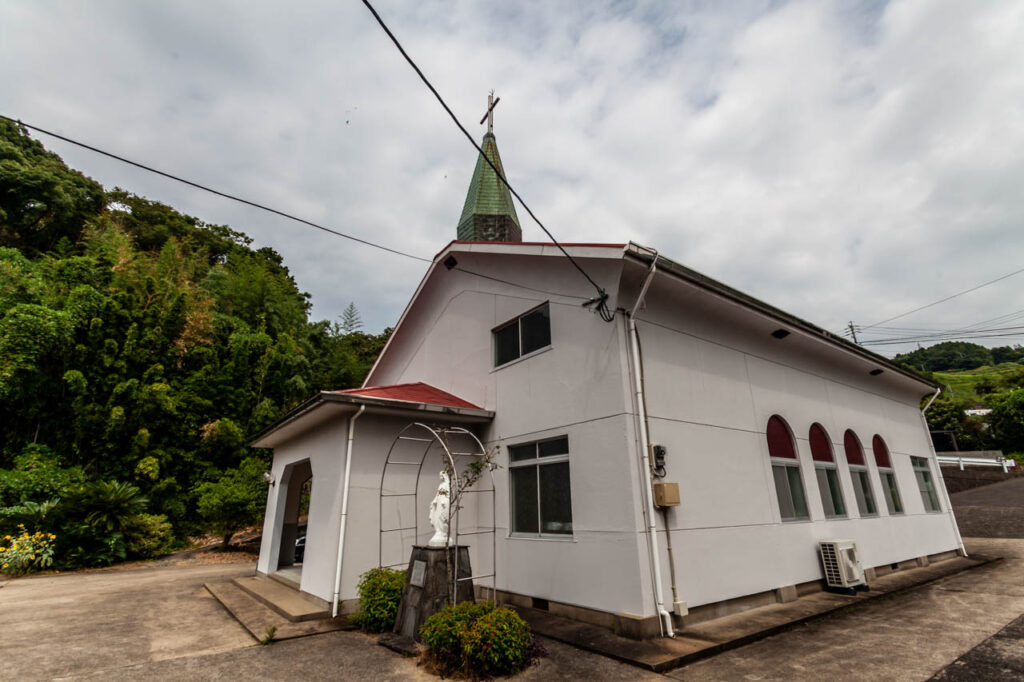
[
  {"xmin": 194, "ymin": 457, "xmax": 268, "ymax": 547},
  {"xmin": 349, "ymin": 567, "xmax": 407, "ymax": 633},
  {"xmin": 462, "ymin": 607, "xmax": 533, "ymax": 678},
  {"xmin": 420, "ymin": 602, "xmax": 542, "ymax": 679},
  {"xmin": 419, "ymin": 601, "xmax": 493, "ymax": 676},
  {"xmin": 123, "ymin": 513, "xmax": 174, "ymax": 559}
]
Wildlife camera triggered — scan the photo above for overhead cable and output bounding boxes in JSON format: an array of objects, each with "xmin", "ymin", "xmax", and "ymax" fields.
[
  {"xmin": 359, "ymin": 0, "xmax": 614, "ymax": 322},
  {"xmin": 861, "ymin": 265, "xmax": 1024, "ymax": 330},
  {"xmin": 0, "ymin": 114, "xmax": 432, "ymax": 263}
]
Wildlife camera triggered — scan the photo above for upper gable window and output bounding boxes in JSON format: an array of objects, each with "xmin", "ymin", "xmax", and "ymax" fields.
[{"xmin": 493, "ymin": 303, "xmax": 551, "ymax": 367}]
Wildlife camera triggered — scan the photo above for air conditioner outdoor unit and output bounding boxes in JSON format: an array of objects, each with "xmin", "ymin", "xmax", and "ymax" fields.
[{"xmin": 819, "ymin": 540, "xmax": 866, "ymax": 589}]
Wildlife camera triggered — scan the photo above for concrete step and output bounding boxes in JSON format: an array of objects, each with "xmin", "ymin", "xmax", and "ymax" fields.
[
  {"xmin": 232, "ymin": 575, "xmax": 329, "ymax": 622},
  {"xmin": 205, "ymin": 580, "xmax": 352, "ymax": 643}
]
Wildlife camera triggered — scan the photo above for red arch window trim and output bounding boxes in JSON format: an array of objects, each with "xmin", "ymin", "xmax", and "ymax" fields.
[
  {"xmin": 767, "ymin": 415, "xmax": 797, "ymax": 459},
  {"xmin": 809, "ymin": 423, "xmax": 834, "ymax": 463},
  {"xmin": 844, "ymin": 430, "xmax": 866, "ymax": 466},
  {"xmin": 872, "ymin": 435, "xmax": 892, "ymax": 469}
]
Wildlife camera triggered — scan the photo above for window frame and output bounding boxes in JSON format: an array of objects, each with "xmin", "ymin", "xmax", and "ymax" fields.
[
  {"xmin": 766, "ymin": 416, "xmax": 809, "ymax": 522},
  {"xmin": 809, "ymin": 423, "xmax": 846, "ymax": 519},
  {"xmin": 492, "ymin": 302, "xmax": 552, "ymax": 368},
  {"xmin": 508, "ymin": 435, "xmax": 574, "ymax": 539},
  {"xmin": 872, "ymin": 435, "xmax": 904, "ymax": 515},
  {"xmin": 844, "ymin": 430, "xmax": 878, "ymax": 517},
  {"xmin": 911, "ymin": 456, "xmax": 942, "ymax": 513}
]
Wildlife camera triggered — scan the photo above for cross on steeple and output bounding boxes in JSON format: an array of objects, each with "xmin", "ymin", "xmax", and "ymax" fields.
[{"xmin": 479, "ymin": 91, "xmax": 500, "ymax": 134}]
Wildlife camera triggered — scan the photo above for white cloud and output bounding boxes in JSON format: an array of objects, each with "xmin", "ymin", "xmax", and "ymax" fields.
[{"xmin": 2, "ymin": 0, "xmax": 1023, "ymax": 353}]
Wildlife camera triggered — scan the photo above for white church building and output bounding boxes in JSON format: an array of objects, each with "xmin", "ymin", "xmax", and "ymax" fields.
[{"xmin": 253, "ymin": 125, "xmax": 962, "ymax": 639}]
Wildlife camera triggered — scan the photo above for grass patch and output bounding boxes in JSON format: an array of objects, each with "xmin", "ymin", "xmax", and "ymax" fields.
[{"xmin": 933, "ymin": 363, "xmax": 1024, "ymax": 403}]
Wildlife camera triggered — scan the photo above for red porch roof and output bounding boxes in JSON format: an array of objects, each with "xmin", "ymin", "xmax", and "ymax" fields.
[{"xmin": 334, "ymin": 382, "xmax": 482, "ymax": 410}]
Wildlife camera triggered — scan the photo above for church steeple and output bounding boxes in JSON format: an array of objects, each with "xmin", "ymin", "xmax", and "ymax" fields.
[{"xmin": 456, "ymin": 93, "xmax": 522, "ymax": 242}]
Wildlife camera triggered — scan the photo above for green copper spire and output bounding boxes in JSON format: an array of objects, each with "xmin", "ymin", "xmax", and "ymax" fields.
[{"xmin": 456, "ymin": 94, "xmax": 521, "ymax": 242}]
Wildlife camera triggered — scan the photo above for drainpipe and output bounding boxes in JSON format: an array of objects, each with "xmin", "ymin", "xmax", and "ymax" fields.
[
  {"xmin": 920, "ymin": 388, "xmax": 967, "ymax": 556},
  {"xmin": 332, "ymin": 405, "xmax": 366, "ymax": 617},
  {"xmin": 628, "ymin": 251, "xmax": 674, "ymax": 638}
]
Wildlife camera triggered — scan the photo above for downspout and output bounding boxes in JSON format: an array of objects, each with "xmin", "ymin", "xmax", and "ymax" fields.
[
  {"xmin": 920, "ymin": 388, "xmax": 967, "ymax": 556},
  {"xmin": 332, "ymin": 405, "xmax": 366, "ymax": 617},
  {"xmin": 628, "ymin": 252, "xmax": 674, "ymax": 638}
]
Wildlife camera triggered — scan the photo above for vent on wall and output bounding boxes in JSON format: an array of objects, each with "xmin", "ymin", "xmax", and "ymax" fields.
[{"xmin": 819, "ymin": 540, "xmax": 866, "ymax": 589}]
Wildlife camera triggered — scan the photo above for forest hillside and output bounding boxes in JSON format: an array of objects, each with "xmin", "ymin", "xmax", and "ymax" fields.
[{"xmin": 0, "ymin": 120, "xmax": 387, "ymax": 571}]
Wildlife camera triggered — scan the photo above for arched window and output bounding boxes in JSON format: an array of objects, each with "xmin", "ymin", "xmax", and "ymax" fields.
[
  {"xmin": 872, "ymin": 435, "xmax": 903, "ymax": 514},
  {"xmin": 767, "ymin": 416, "xmax": 808, "ymax": 521},
  {"xmin": 844, "ymin": 430, "xmax": 877, "ymax": 516},
  {"xmin": 810, "ymin": 424, "xmax": 845, "ymax": 518}
]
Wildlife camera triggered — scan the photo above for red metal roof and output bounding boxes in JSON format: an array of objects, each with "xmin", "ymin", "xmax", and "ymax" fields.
[{"xmin": 334, "ymin": 382, "xmax": 482, "ymax": 410}]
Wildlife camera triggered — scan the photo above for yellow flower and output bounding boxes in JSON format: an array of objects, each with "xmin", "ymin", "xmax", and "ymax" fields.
[
  {"xmin": 29, "ymin": 555, "xmax": 34, "ymax": 560},
  {"xmin": 2, "ymin": 563, "xmax": 7, "ymax": 569}
]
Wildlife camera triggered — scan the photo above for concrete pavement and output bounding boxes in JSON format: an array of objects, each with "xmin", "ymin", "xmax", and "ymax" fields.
[
  {"xmin": 0, "ymin": 562, "xmax": 257, "ymax": 680},
  {"xmin": 3, "ymin": 538, "xmax": 1024, "ymax": 680},
  {"xmin": 670, "ymin": 538, "xmax": 1024, "ymax": 681}
]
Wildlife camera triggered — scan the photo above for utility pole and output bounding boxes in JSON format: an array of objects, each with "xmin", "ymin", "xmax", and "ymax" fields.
[{"xmin": 848, "ymin": 321, "xmax": 859, "ymax": 344}]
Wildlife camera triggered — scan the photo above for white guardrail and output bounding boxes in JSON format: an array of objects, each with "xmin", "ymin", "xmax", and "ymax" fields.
[{"xmin": 936, "ymin": 451, "xmax": 1018, "ymax": 473}]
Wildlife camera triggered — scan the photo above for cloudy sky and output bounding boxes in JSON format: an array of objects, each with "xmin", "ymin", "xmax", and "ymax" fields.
[{"xmin": 3, "ymin": 0, "xmax": 1023, "ymax": 355}]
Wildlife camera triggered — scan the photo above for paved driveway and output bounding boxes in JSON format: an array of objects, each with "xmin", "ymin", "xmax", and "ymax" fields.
[
  {"xmin": 670, "ymin": 538, "xmax": 1024, "ymax": 681},
  {"xmin": 3, "ymin": 539, "xmax": 1024, "ymax": 681},
  {"xmin": 0, "ymin": 562, "xmax": 257, "ymax": 680}
]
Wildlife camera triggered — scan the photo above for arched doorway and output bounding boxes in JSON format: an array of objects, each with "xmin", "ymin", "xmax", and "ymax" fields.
[{"xmin": 276, "ymin": 459, "xmax": 313, "ymax": 581}]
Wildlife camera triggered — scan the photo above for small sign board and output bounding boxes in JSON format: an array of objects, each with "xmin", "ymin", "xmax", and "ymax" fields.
[{"xmin": 410, "ymin": 560, "xmax": 427, "ymax": 588}]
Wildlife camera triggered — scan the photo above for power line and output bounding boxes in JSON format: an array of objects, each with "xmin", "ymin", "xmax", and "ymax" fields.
[
  {"xmin": 0, "ymin": 114, "xmax": 432, "ymax": 264},
  {"xmin": 860, "ymin": 265, "xmax": 1024, "ymax": 330},
  {"xmin": 359, "ymin": 0, "xmax": 614, "ymax": 322}
]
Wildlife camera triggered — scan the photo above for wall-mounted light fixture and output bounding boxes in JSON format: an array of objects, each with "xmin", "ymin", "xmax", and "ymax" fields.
[{"xmin": 262, "ymin": 471, "xmax": 276, "ymax": 486}]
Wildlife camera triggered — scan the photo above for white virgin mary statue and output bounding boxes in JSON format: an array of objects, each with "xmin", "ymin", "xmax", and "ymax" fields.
[{"xmin": 427, "ymin": 471, "xmax": 451, "ymax": 547}]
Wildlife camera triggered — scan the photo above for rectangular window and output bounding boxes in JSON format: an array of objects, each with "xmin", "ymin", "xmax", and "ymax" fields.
[
  {"xmin": 493, "ymin": 303, "xmax": 551, "ymax": 367},
  {"xmin": 772, "ymin": 460, "xmax": 809, "ymax": 521},
  {"xmin": 815, "ymin": 464, "xmax": 846, "ymax": 518},
  {"xmin": 850, "ymin": 466, "xmax": 878, "ymax": 516},
  {"xmin": 912, "ymin": 456, "xmax": 941, "ymax": 512},
  {"xmin": 879, "ymin": 469, "xmax": 904, "ymax": 514},
  {"xmin": 509, "ymin": 436, "xmax": 572, "ymax": 536}
]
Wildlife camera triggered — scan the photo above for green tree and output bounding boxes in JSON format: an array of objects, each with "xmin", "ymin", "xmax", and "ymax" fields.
[
  {"xmin": 341, "ymin": 302, "xmax": 362, "ymax": 333},
  {"xmin": 195, "ymin": 457, "xmax": 269, "ymax": 547},
  {"xmin": 0, "ymin": 120, "xmax": 105, "ymax": 255},
  {"xmin": 895, "ymin": 342, "xmax": 994, "ymax": 372}
]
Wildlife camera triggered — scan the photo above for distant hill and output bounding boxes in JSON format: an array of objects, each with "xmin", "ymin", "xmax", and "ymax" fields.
[
  {"xmin": 934, "ymin": 363, "xmax": 1024, "ymax": 404},
  {"xmin": 895, "ymin": 341, "xmax": 1024, "ymax": 373}
]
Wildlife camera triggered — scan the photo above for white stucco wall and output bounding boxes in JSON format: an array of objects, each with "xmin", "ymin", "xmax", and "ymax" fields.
[
  {"xmin": 367, "ymin": 250, "xmax": 658, "ymax": 618},
  {"xmin": 635, "ymin": 270, "xmax": 962, "ymax": 610}
]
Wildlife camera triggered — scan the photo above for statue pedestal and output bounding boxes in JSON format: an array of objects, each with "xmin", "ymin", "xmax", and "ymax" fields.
[{"xmin": 393, "ymin": 545, "xmax": 474, "ymax": 641}]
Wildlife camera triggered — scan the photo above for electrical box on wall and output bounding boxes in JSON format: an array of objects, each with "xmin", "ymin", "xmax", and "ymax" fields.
[{"xmin": 652, "ymin": 482, "xmax": 680, "ymax": 507}]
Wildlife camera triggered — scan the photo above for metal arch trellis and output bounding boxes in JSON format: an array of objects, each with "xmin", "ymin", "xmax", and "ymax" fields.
[{"xmin": 377, "ymin": 422, "xmax": 497, "ymax": 604}]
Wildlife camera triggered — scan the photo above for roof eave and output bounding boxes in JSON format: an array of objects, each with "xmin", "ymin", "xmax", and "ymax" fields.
[
  {"xmin": 250, "ymin": 391, "xmax": 494, "ymax": 449},
  {"xmin": 623, "ymin": 243, "xmax": 937, "ymax": 392}
]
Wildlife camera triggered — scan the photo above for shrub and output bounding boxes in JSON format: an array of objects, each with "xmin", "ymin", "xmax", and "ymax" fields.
[
  {"xmin": 419, "ymin": 601, "xmax": 493, "ymax": 676},
  {"xmin": 462, "ymin": 607, "xmax": 534, "ymax": 678},
  {"xmin": 420, "ymin": 602, "xmax": 543, "ymax": 679},
  {"xmin": 123, "ymin": 513, "xmax": 174, "ymax": 559},
  {"xmin": 194, "ymin": 457, "xmax": 268, "ymax": 547},
  {"xmin": 349, "ymin": 567, "xmax": 407, "ymax": 633},
  {"xmin": 0, "ymin": 525, "xmax": 56, "ymax": 576}
]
